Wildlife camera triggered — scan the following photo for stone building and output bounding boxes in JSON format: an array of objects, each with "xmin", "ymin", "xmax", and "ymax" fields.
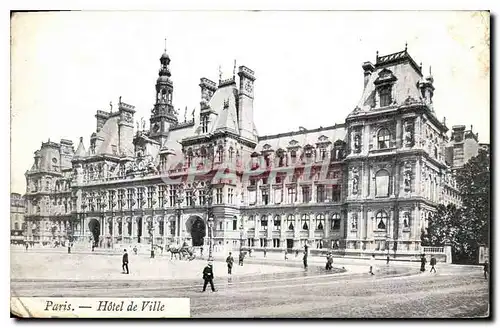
[
  {"xmin": 10, "ymin": 193, "xmax": 26, "ymax": 244},
  {"xmin": 24, "ymin": 45, "xmax": 477, "ymax": 253}
]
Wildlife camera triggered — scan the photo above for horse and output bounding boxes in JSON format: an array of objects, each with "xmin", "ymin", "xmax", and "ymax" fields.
[{"xmin": 166, "ymin": 245, "xmax": 196, "ymax": 261}]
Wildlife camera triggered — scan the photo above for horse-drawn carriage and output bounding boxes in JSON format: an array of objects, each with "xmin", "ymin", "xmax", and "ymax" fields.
[{"xmin": 165, "ymin": 243, "xmax": 196, "ymax": 261}]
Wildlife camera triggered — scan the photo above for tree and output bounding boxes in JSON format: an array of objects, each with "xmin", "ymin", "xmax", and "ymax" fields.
[
  {"xmin": 425, "ymin": 149, "xmax": 490, "ymax": 264},
  {"xmin": 455, "ymin": 149, "xmax": 490, "ymax": 250}
]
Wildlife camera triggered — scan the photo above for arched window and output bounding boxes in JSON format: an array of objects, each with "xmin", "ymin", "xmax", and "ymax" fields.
[
  {"xmin": 277, "ymin": 149, "xmax": 285, "ymax": 167},
  {"xmin": 331, "ymin": 213, "xmax": 341, "ymax": 230},
  {"xmin": 287, "ymin": 214, "xmax": 294, "ymax": 230},
  {"xmin": 273, "ymin": 215, "xmax": 281, "ymax": 230},
  {"xmin": 260, "ymin": 215, "xmax": 268, "ymax": 230},
  {"xmin": 186, "ymin": 149, "xmax": 193, "ymax": 167},
  {"xmin": 14, "ymin": 222, "xmax": 19, "ymax": 230},
  {"xmin": 377, "ymin": 128, "xmax": 391, "ymax": 149},
  {"xmin": 228, "ymin": 147, "xmax": 234, "ymax": 162},
  {"xmin": 301, "ymin": 214, "xmax": 309, "ymax": 230},
  {"xmin": 375, "ymin": 170, "xmax": 390, "ymax": 197},
  {"xmin": 316, "ymin": 214, "xmax": 325, "ymax": 230},
  {"xmin": 376, "ymin": 211, "xmax": 388, "ymax": 230},
  {"xmin": 216, "ymin": 146, "xmax": 224, "ymax": 163}
]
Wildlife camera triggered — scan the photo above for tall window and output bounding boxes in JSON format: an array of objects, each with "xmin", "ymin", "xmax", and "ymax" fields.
[
  {"xmin": 379, "ymin": 85, "xmax": 392, "ymax": 107},
  {"xmin": 159, "ymin": 156, "xmax": 167, "ymax": 172},
  {"xmin": 96, "ymin": 196, "xmax": 101, "ymax": 210},
  {"xmin": 273, "ymin": 215, "xmax": 281, "ymax": 230},
  {"xmin": 287, "ymin": 187, "xmax": 296, "ymax": 203},
  {"xmin": 301, "ymin": 214, "xmax": 309, "ymax": 230},
  {"xmin": 277, "ymin": 151, "xmax": 285, "ymax": 167},
  {"xmin": 118, "ymin": 190, "xmax": 124, "ymax": 210},
  {"xmin": 330, "ymin": 213, "xmax": 341, "ymax": 230},
  {"xmin": 304, "ymin": 147, "xmax": 313, "ymax": 163},
  {"xmin": 375, "ymin": 170, "xmax": 390, "ymax": 197},
  {"xmin": 147, "ymin": 187, "xmax": 154, "ymax": 208},
  {"xmin": 377, "ymin": 128, "xmax": 391, "ymax": 149},
  {"xmin": 186, "ymin": 150, "xmax": 193, "ymax": 168},
  {"xmin": 316, "ymin": 214, "xmax": 325, "ymax": 230},
  {"xmin": 198, "ymin": 188, "xmax": 206, "ymax": 205},
  {"xmin": 169, "ymin": 186, "xmax": 177, "ymax": 207},
  {"xmin": 290, "ymin": 150, "xmax": 297, "ymax": 164},
  {"xmin": 158, "ymin": 185, "xmax": 165, "ymax": 207},
  {"xmin": 287, "ymin": 214, "xmax": 295, "ymax": 230},
  {"xmin": 262, "ymin": 189, "xmax": 269, "ymax": 205},
  {"xmin": 127, "ymin": 189, "xmax": 134, "ymax": 209},
  {"xmin": 319, "ymin": 148, "xmax": 327, "ymax": 160},
  {"xmin": 317, "ymin": 185, "xmax": 325, "ymax": 203},
  {"xmin": 170, "ymin": 219, "xmax": 176, "ymax": 236},
  {"xmin": 137, "ymin": 188, "xmax": 145, "ymax": 209},
  {"xmin": 302, "ymin": 186, "xmax": 311, "ymax": 203},
  {"xmin": 332, "ymin": 185, "xmax": 341, "ymax": 202},
  {"xmin": 376, "ymin": 211, "xmax": 388, "ymax": 230},
  {"xmin": 186, "ymin": 191, "xmax": 193, "ymax": 206},
  {"xmin": 108, "ymin": 190, "xmax": 116, "ymax": 210},
  {"xmin": 201, "ymin": 115, "xmax": 209, "ymax": 133},
  {"xmin": 264, "ymin": 155, "xmax": 271, "ymax": 168},
  {"xmin": 261, "ymin": 216, "xmax": 268, "ymax": 230},
  {"xmin": 232, "ymin": 218, "xmax": 237, "ymax": 230},
  {"xmin": 216, "ymin": 188, "xmax": 223, "ymax": 204},
  {"xmin": 216, "ymin": 146, "xmax": 224, "ymax": 163},
  {"xmin": 228, "ymin": 147, "xmax": 234, "ymax": 162},
  {"xmin": 227, "ymin": 188, "xmax": 234, "ymax": 204},
  {"xmin": 159, "ymin": 220, "xmax": 164, "ymax": 235}
]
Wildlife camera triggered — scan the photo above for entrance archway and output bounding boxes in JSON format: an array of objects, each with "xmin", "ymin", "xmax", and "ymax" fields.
[
  {"xmin": 88, "ymin": 219, "xmax": 100, "ymax": 246},
  {"xmin": 186, "ymin": 216, "xmax": 206, "ymax": 247}
]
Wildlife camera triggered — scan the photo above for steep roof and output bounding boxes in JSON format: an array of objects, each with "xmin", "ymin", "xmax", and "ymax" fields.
[{"xmin": 74, "ymin": 137, "xmax": 87, "ymax": 157}]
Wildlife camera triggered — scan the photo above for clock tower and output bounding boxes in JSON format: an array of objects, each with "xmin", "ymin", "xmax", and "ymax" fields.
[
  {"xmin": 150, "ymin": 43, "xmax": 178, "ymax": 144},
  {"xmin": 237, "ymin": 66, "xmax": 257, "ymax": 142}
]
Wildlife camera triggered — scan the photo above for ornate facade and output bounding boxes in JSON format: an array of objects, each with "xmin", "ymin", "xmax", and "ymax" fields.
[{"xmin": 24, "ymin": 46, "xmax": 471, "ymax": 253}]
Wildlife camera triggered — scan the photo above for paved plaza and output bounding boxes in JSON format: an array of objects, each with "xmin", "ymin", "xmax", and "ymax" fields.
[{"xmin": 10, "ymin": 249, "xmax": 302, "ymax": 281}]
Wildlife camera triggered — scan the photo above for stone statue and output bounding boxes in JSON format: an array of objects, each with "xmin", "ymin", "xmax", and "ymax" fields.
[
  {"xmin": 404, "ymin": 169, "xmax": 411, "ymax": 190},
  {"xmin": 352, "ymin": 176, "xmax": 359, "ymax": 194},
  {"xmin": 351, "ymin": 214, "xmax": 358, "ymax": 229},
  {"xmin": 141, "ymin": 118, "xmax": 146, "ymax": 131},
  {"xmin": 404, "ymin": 121, "xmax": 414, "ymax": 147},
  {"xmin": 353, "ymin": 134, "xmax": 361, "ymax": 153}
]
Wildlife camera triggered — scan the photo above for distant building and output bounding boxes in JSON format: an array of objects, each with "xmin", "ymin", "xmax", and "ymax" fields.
[
  {"xmin": 24, "ymin": 45, "xmax": 479, "ymax": 253},
  {"xmin": 445, "ymin": 125, "xmax": 480, "ymax": 169},
  {"xmin": 11, "ymin": 193, "xmax": 25, "ymax": 244}
]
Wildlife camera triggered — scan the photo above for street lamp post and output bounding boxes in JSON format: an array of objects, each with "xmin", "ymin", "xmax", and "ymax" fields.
[
  {"xmin": 208, "ymin": 216, "xmax": 214, "ymax": 261},
  {"xmin": 149, "ymin": 219, "xmax": 155, "ymax": 258},
  {"xmin": 239, "ymin": 224, "xmax": 244, "ymax": 252}
]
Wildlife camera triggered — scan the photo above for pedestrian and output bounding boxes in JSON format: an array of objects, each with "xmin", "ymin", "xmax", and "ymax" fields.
[
  {"xmin": 386, "ymin": 254, "xmax": 390, "ymax": 265},
  {"xmin": 91, "ymin": 243, "xmax": 95, "ymax": 252},
  {"xmin": 68, "ymin": 243, "xmax": 71, "ymax": 254},
  {"xmin": 430, "ymin": 256, "xmax": 437, "ymax": 273},
  {"xmin": 25, "ymin": 243, "xmax": 28, "ymax": 252},
  {"xmin": 483, "ymin": 260, "xmax": 489, "ymax": 280},
  {"xmin": 226, "ymin": 252, "xmax": 234, "ymax": 275},
  {"xmin": 133, "ymin": 246, "xmax": 138, "ymax": 255},
  {"xmin": 303, "ymin": 252, "xmax": 308, "ymax": 269},
  {"xmin": 249, "ymin": 248, "xmax": 252, "ymax": 257},
  {"xmin": 239, "ymin": 252, "xmax": 245, "ymax": 266},
  {"xmin": 122, "ymin": 249, "xmax": 129, "ymax": 274},
  {"xmin": 200, "ymin": 247, "xmax": 204, "ymax": 258},
  {"xmin": 202, "ymin": 261, "xmax": 216, "ymax": 292},
  {"xmin": 295, "ymin": 250, "xmax": 299, "ymax": 257},
  {"xmin": 326, "ymin": 253, "xmax": 333, "ymax": 271},
  {"xmin": 420, "ymin": 254, "xmax": 427, "ymax": 273},
  {"xmin": 263, "ymin": 248, "xmax": 267, "ymax": 258},
  {"xmin": 369, "ymin": 254, "xmax": 375, "ymax": 275},
  {"xmin": 284, "ymin": 250, "xmax": 288, "ymax": 261}
]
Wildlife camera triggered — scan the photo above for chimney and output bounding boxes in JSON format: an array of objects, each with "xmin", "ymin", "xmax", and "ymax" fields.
[
  {"xmin": 362, "ymin": 62, "xmax": 375, "ymax": 89},
  {"xmin": 199, "ymin": 78, "xmax": 217, "ymax": 109}
]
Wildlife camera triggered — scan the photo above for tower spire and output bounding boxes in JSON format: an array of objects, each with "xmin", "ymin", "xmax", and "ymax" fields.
[
  {"xmin": 405, "ymin": 42, "xmax": 408, "ymax": 51},
  {"xmin": 233, "ymin": 59, "xmax": 236, "ymax": 78},
  {"xmin": 164, "ymin": 37, "xmax": 167, "ymax": 52},
  {"xmin": 219, "ymin": 65, "xmax": 222, "ymax": 82}
]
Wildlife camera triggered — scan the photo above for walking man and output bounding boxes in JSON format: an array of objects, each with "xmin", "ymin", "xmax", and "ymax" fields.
[
  {"xmin": 430, "ymin": 255, "xmax": 437, "ymax": 273},
  {"xmin": 484, "ymin": 260, "xmax": 489, "ymax": 280},
  {"xmin": 25, "ymin": 243, "xmax": 28, "ymax": 252},
  {"xmin": 386, "ymin": 254, "xmax": 390, "ymax": 265},
  {"xmin": 303, "ymin": 252, "xmax": 308, "ymax": 269},
  {"xmin": 226, "ymin": 252, "xmax": 234, "ymax": 275},
  {"xmin": 284, "ymin": 250, "xmax": 289, "ymax": 261},
  {"xmin": 202, "ymin": 262, "xmax": 216, "ymax": 292},
  {"xmin": 263, "ymin": 248, "xmax": 267, "ymax": 258},
  {"xmin": 122, "ymin": 249, "xmax": 129, "ymax": 274},
  {"xmin": 369, "ymin": 254, "xmax": 375, "ymax": 275},
  {"xmin": 420, "ymin": 254, "xmax": 427, "ymax": 273},
  {"xmin": 238, "ymin": 252, "xmax": 244, "ymax": 266}
]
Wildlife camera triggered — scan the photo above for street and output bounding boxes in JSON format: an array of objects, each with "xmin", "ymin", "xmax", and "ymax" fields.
[{"xmin": 10, "ymin": 250, "xmax": 489, "ymax": 318}]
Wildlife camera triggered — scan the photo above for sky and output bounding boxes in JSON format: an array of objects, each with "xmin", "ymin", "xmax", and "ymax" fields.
[{"xmin": 10, "ymin": 11, "xmax": 490, "ymax": 194}]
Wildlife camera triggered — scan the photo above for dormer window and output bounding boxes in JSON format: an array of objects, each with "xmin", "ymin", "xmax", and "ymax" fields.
[
  {"xmin": 216, "ymin": 146, "xmax": 224, "ymax": 163},
  {"xmin": 201, "ymin": 115, "xmax": 209, "ymax": 133},
  {"xmin": 379, "ymin": 85, "xmax": 392, "ymax": 107},
  {"xmin": 290, "ymin": 150, "xmax": 297, "ymax": 164},
  {"xmin": 377, "ymin": 128, "xmax": 391, "ymax": 149}
]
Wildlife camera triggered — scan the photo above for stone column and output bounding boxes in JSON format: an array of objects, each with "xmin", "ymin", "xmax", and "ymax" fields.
[
  {"xmin": 324, "ymin": 212, "xmax": 330, "ymax": 239},
  {"xmin": 280, "ymin": 213, "xmax": 286, "ymax": 249},
  {"xmin": 308, "ymin": 214, "xmax": 314, "ymax": 241},
  {"xmin": 396, "ymin": 118, "xmax": 402, "ymax": 148},
  {"xmin": 293, "ymin": 213, "xmax": 300, "ymax": 247}
]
